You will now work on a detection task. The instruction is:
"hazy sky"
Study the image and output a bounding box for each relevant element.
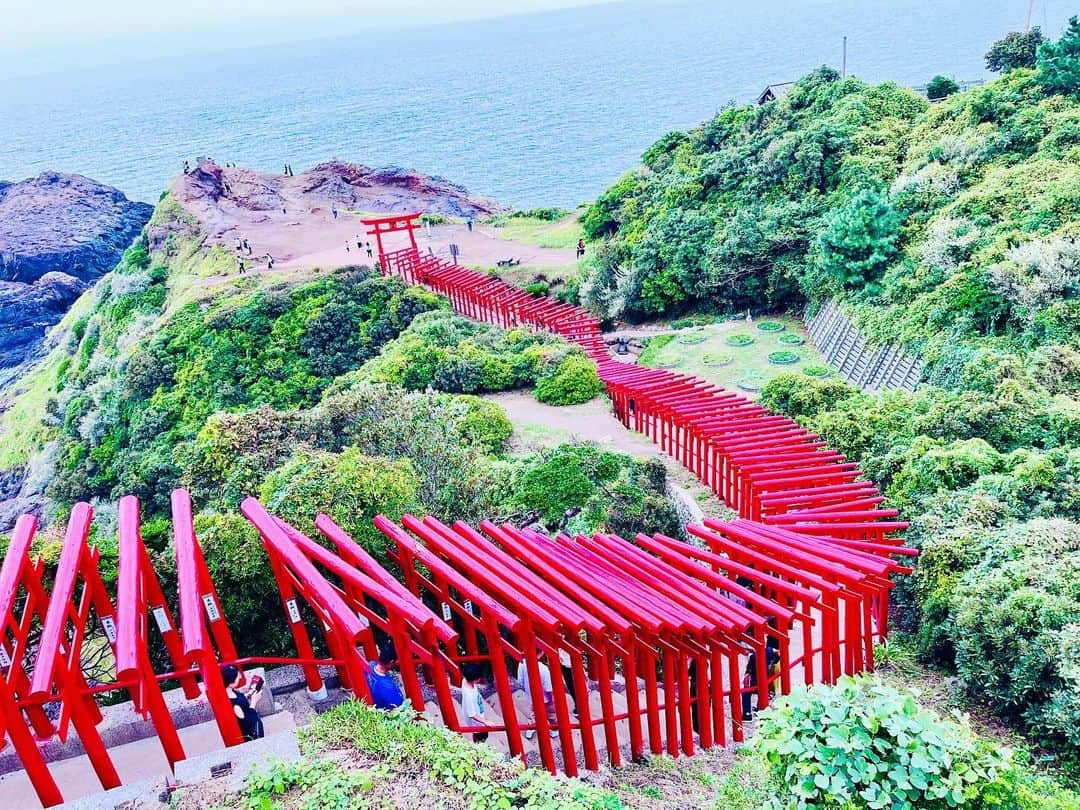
[3,0,617,76]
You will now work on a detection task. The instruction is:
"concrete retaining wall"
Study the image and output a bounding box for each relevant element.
[805,300,923,393]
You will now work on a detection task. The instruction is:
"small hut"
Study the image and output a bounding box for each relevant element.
[756,82,794,105]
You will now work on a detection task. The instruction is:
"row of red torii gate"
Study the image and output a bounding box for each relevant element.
[0,213,916,806]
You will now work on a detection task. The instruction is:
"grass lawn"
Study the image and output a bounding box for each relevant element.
[467,262,581,290]
[637,315,833,397]
[483,212,585,250]
[0,356,61,469]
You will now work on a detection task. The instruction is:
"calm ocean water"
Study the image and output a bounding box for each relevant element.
[0,0,1073,208]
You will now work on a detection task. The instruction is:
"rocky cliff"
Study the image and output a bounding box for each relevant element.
[159,159,502,248]
[0,172,152,389]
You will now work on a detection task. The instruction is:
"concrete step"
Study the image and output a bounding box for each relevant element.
[0,709,296,808]
[0,667,278,778]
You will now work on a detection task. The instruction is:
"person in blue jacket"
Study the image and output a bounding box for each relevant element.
[366,646,405,710]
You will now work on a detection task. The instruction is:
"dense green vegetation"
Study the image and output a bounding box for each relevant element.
[356,309,602,404]
[576,21,1080,774]
[231,702,625,809]
[579,32,1079,386]
[760,360,1080,766]
[50,260,446,516]
[718,676,1080,810]
[0,198,669,665]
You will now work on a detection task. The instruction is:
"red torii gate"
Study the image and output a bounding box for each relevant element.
[363,212,421,267]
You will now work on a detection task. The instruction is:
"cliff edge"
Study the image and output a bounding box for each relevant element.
[0,172,153,389]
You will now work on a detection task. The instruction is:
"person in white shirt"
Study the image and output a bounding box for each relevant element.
[461,663,491,743]
[517,649,558,740]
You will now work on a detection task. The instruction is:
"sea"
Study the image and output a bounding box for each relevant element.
[0,0,1074,209]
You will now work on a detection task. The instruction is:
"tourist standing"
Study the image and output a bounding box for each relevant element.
[266,254,275,270]
[576,239,586,259]
[466,218,473,232]
[332,204,338,220]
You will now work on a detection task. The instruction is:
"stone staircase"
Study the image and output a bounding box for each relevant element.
[805,300,922,392]
[0,668,306,809]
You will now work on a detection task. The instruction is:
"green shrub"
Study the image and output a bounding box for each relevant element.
[986,29,1046,73]
[726,333,755,347]
[814,187,901,296]
[768,351,801,365]
[949,519,1080,762]
[259,446,420,569]
[1037,17,1080,98]
[927,75,960,100]
[359,310,570,396]
[303,383,517,523]
[450,395,513,454]
[304,702,621,809]
[802,364,831,376]
[525,281,550,296]
[514,444,680,537]
[753,676,1011,809]
[761,374,858,418]
[757,320,786,332]
[535,354,602,405]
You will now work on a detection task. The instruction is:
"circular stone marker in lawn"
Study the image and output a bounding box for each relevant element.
[702,353,733,366]
[803,364,832,377]
[756,320,785,332]
[778,333,804,346]
[656,359,681,368]
[726,333,754,347]
[677,331,707,345]
[737,376,764,392]
[768,351,801,365]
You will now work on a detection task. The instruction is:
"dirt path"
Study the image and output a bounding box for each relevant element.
[486,392,659,456]
[210,214,576,276]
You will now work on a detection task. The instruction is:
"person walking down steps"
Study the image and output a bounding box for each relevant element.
[461,663,493,743]
[518,648,558,740]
